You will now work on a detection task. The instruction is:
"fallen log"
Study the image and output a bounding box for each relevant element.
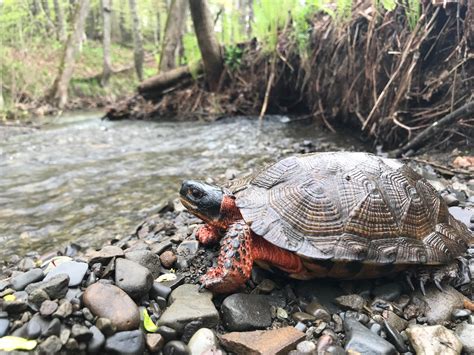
[390,100,474,157]
[138,61,203,95]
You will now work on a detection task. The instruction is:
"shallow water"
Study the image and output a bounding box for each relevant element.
[0,112,365,259]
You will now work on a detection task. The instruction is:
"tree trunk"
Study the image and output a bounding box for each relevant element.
[129,0,144,81]
[247,0,253,37]
[189,0,224,91]
[159,0,188,72]
[48,0,90,109]
[154,10,161,48]
[101,0,113,86]
[53,0,67,42]
[118,0,128,43]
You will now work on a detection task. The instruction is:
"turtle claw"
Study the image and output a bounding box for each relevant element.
[434,278,444,292]
[405,274,415,291]
[419,279,426,296]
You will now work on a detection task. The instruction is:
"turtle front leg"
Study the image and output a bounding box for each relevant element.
[201,220,253,293]
[196,225,222,245]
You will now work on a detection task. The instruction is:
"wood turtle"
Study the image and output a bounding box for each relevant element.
[180,152,472,293]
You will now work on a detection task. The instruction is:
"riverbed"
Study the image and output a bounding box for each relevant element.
[0,112,365,259]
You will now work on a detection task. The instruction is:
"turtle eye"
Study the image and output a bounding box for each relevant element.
[189,188,204,199]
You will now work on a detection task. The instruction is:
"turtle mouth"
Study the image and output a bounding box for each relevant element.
[180,196,214,224]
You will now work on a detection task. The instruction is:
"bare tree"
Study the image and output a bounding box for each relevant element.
[48,0,90,109]
[189,0,223,91]
[53,0,67,42]
[159,0,188,72]
[129,0,144,81]
[101,0,113,86]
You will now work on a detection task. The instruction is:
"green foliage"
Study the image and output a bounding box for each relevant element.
[224,45,243,70]
[405,0,421,30]
[336,0,352,21]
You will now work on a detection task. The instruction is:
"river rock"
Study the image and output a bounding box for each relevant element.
[115,258,153,300]
[382,310,408,332]
[160,250,177,268]
[71,324,93,341]
[10,268,44,291]
[158,284,219,333]
[83,283,140,331]
[335,294,366,311]
[105,330,145,355]
[163,340,190,355]
[25,274,69,299]
[156,325,178,342]
[296,340,317,354]
[28,288,50,308]
[88,245,124,263]
[44,318,61,337]
[96,317,117,336]
[344,317,396,355]
[125,250,161,278]
[146,333,165,353]
[220,326,305,355]
[406,325,462,355]
[150,282,172,300]
[39,335,63,354]
[454,323,474,354]
[221,293,272,331]
[418,285,465,324]
[53,300,72,319]
[26,313,51,339]
[188,328,220,355]
[0,318,9,337]
[40,300,58,317]
[44,261,88,286]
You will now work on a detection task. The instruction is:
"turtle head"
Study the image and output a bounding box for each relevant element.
[180,180,239,229]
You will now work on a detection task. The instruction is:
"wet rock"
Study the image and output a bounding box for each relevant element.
[305,300,331,322]
[88,245,124,263]
[163,340,190,355]
[83,283,140,331]
[382,310,408,332]
[373,282,402,301]
[384,320,408,352]
[96,317,117,336]
[158,284,219,333]
[418,285,465,324]
[125,250,161,278]
[344,317,396,355]
[10,268,44,291]
[454,323,474,354]
[71,324,93,341]
[150,282,172,300]
[53,300,73,319]
[40,300,58,317]
[44,261,88,286]
[406,325,462,355]
[105,329,145,355]
[188,328,220,355]
[25,274,69,299]
[115,258,153,300]
[296,340,317,354]
[221,293,272,331]
[452,308,471,320]
[156,325,178,342]
[44,318,61,337]
[292,312,316,323]
[220,327,305,355]
[160,250,177,268]
[177,240,199,259]
[160,273,185,290]
[26,314,51,339]
[39,335,63,354]
[0,318,9,337]
[255,279,276,293]
[146,333,165,353]
[335,294,366,311]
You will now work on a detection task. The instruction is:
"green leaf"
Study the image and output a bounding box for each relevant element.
[142,309,158,333]
[0,336,37,351]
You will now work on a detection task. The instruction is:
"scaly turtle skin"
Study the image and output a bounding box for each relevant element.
[179,152,473,293]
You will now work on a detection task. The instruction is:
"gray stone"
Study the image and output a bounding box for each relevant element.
[105,330,145,355]
[384,320,408,352]
[297,340,317,354]
[88,245,124,263]
[88,326,105,354]
[0,318,9,337]
[373,283,402,301]
[26,314,51,339]
[39,335,62,354]
[156,325,178,342]
[44,261,88,286]
[25,274,69,299]
[96,317,117,336]
[163,340,190,355]
[10,268,44,291]
[40,300,58,317]
[382,310,408,332]
[305,300,331,322]
[71,324,93,341]
[344,317,396,355]
[115,258,153,300]
[177,240,199,259]
[158,284,219,333]
[150,282,172,300]
[292,312,316,323]
[44,318,61,337]
[335,294,366,311]
[28,288,50,308]
[455,323,474,354]
[53,300,73,319]
[125,250,161,278]
[452,309,471,320]
[418,286,465,324]
[83,283,140,331]
[146,333,165,353]
[407,325,462,355]
[188,328,220,355]
[221,293,272,331]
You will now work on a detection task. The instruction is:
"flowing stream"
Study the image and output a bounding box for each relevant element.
[0,112,366,259]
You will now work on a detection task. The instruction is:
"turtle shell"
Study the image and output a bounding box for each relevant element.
[231,152,472,266]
